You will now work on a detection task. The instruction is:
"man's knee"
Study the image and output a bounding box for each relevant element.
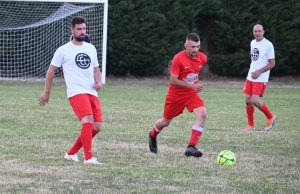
[81,114,94,124]
[195,107,207,120]
[251,95,261,107]
[245,95,253,105]
[200,111,207,120]
[93,122,102,131]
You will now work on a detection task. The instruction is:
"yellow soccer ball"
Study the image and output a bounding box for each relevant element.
[217,150,236,166]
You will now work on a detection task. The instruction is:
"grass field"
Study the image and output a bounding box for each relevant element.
[0,77,299,194]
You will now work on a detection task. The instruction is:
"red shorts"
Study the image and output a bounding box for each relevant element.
[243,79,267,97]
[69,94,103,122]
[163,92,205,119]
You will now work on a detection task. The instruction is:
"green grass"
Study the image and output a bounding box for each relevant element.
[0,78,299,194]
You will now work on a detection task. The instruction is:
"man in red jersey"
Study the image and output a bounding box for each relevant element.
[149,33,207,157]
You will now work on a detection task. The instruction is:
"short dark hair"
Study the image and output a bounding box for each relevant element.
[186,33,200,42]
[71,16,86,28]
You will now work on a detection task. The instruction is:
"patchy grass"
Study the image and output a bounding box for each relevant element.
[0,78,299,194]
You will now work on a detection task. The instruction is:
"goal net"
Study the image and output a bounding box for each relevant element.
[0,0,108,83]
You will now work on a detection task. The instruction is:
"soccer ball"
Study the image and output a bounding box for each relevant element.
[217,150,236,166]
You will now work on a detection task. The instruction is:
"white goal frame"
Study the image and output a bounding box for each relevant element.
[6,0,108,84]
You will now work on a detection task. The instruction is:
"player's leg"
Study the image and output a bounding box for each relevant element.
[80,115,102,164]
[251,83,276,131]
[149,118,172,153]
[80,115,94,161]
[184,95,206,157]
[150,118,172,138]
[243,80,255,130]
[65,94,98,163]
[66,122,100,157]
[83,95,103,164]
[244,94,255,130]
[90,95,102,139]
[149,97,185,153]
[65,123,100,161]
[65,94,90,162]
[188,107,206,146]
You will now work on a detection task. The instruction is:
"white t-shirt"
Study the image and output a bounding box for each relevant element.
[51,42,99,98]
[247,38,275,82]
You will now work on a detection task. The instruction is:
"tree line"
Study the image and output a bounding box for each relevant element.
[107,0,300,77]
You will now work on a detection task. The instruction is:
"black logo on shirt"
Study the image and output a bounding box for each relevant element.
[75,53,91,69]
[251,48,259,61]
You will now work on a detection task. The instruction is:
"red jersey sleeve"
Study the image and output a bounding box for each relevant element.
[170,54,181,75]
[199,52,208,65]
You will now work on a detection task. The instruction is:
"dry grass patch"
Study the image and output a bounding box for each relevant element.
[0,79,299,194]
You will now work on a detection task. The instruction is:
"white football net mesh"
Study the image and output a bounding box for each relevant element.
[0,1,104,80]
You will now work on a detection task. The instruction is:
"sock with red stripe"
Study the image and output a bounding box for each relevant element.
[150,124,163,138]
[188,125,203,146]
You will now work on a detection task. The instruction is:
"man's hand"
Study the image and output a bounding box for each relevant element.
[251,70,262,79]
[191,83,204,93]
[39,92,50,106]
[94,82,102,91]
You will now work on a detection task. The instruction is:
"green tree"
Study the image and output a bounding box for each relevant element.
[107,0,300,77]
[269,0,300,75]
[107,0,203,76]
[201,0,259,76]
[196,0,300,76]
[107,0,177,76]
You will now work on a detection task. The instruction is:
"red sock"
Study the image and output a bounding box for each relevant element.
[92,129,100,138]
[188,126,203,146]
[246,106,255,126]
[81,123,93,160]
[150,124,163,138]
[67,135,82,155]
[68,129,99,155]
[259,103,273,119]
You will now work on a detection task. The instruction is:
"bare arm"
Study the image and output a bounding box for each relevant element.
[170,74,203,93]
[93,66,102,91]
[251,58,275,79]
[38,65,58,106]
[259,58,275,73]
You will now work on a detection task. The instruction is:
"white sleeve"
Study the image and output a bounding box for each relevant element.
[93,47,99,67]
[50,47,64,67]
[267,43,275,59]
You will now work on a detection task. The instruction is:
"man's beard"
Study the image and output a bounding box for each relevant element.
[74,35,85,42]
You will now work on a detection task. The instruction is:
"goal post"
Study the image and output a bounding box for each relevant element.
[0,0,108,84]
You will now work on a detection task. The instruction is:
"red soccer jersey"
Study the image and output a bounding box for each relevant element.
[168,50,207,97]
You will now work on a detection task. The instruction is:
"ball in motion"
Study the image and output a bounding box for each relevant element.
[217,150,236,166]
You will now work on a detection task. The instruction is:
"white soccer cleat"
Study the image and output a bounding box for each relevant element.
[84,157,103,165]
[265,115,276,131]
[64,153,80,162]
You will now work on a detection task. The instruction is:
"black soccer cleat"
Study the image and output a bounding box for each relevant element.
[149,132,158,154]
[184,146,203,158]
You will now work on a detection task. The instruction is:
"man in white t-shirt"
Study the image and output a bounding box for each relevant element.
[39,16,103,165]
[243,24,276,131]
